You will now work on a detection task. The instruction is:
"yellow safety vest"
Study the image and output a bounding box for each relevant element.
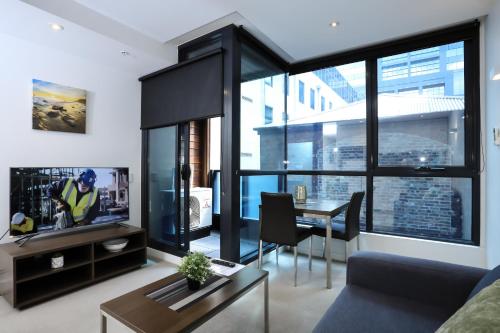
[11,217,34,234]
[61,179,98,223]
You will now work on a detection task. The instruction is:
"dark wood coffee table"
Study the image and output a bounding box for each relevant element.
[100,267,269,333]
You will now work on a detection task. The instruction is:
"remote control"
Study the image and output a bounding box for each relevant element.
[211,259,236,267]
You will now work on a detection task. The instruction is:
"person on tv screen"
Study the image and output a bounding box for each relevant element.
[47,169,100,226]
[10,212,36,235]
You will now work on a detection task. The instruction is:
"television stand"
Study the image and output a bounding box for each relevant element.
[0,225,146,309]
[14,234,38,247]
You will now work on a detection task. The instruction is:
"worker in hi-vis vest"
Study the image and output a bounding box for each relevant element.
[10,212,35,235]
[48,169,100,226]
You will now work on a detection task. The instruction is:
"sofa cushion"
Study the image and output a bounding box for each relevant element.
[468,265,500,300]
[313,285,449,333]
[437,279,500,333]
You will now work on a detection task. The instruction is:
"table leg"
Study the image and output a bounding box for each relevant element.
[264,276,269,333]
[100,311,107,333]
[325,216,332,289]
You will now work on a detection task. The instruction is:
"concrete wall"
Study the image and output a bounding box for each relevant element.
[0,31,141,243]
[486,0,500,269]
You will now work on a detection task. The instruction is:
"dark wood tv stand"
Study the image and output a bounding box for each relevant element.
[0,225,146,309]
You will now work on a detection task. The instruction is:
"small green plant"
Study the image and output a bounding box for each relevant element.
[178,252,213,284]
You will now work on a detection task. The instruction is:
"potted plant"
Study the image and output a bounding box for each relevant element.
[178,252,213,291]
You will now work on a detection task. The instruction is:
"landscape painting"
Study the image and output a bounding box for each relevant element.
[32,79,86,133]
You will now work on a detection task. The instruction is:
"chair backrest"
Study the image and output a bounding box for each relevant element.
[344,191,365,240]
[260,192,298,246]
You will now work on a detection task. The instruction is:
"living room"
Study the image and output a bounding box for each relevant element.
[0,0,499,332]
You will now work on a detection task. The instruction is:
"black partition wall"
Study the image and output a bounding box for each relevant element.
[142,22,481,263]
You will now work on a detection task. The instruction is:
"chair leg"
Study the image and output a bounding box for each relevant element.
[294,246,298,287]
[258,240,263,269]
[357,235,360,252]
[276,244,279,265]
[322,237,326,258]
[308,236,312,271]
[345,241,348,263]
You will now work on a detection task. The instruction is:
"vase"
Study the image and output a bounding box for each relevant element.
[187,278,201,291]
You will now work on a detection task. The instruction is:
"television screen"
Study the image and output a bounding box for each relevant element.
[10,167,129,236]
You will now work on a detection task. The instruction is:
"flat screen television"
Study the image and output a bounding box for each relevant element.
[10,167,129,237]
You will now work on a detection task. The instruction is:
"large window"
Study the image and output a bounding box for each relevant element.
[237,23,479,262]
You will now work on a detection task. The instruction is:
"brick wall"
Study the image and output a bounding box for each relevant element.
[257,115,467,241]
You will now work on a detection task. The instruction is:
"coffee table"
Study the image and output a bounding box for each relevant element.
[100,267,269,333]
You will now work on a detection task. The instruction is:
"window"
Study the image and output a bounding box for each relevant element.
[287,61,367,171]
[422,84,445,96]
[373,177,472,242]
[374,40,476,244]
[264,105,273,124]
[378,42,465,167]
[238,24,479,252]
[240,175,284,258]
[240,43,285,171]
[310,89,315,109]
[287,175,367,229]
[264,76,273,86]
[298,80,305,103]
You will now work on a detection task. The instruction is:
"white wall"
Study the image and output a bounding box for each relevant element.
[485,0,500,269]
[0,31,142,243]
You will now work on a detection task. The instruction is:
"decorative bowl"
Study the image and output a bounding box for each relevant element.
[102,238,129,253]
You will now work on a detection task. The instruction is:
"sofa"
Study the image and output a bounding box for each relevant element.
[314,251,500,333]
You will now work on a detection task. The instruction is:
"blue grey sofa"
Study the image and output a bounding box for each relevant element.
[314,251,500,333]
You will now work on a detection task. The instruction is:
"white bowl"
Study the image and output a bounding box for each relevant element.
[102,238,129,253]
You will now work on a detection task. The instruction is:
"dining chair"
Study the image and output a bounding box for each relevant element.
[313,192,365,261]
[258,192,313,287]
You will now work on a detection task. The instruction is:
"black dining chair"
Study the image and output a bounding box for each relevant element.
[258,192,313,287]
[313,191,365,261]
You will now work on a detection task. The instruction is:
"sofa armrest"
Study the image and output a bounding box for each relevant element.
[347,251,487,313]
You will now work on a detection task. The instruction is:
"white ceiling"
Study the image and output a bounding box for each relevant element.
[73,0,494,61]
[5,0,496,76]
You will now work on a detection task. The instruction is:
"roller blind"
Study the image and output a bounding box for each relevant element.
[140,51,223,129]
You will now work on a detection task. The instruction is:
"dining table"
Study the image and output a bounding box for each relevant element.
[294,199,349,289]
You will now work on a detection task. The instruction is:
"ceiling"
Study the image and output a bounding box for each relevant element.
[71,0,495,61]
[6,0,497,76]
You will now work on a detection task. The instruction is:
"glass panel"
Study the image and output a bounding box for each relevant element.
[287,175,366,230]
[212,171,220,215]
[287,61,367,171]
[240,43,285,170]
[377,42,465,166]
[240,175,283,258]
[373,177,472,242]
[148,126,177,247]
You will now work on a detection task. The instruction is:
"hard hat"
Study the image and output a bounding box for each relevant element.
[11,212,26,225]
[79,169,97,188]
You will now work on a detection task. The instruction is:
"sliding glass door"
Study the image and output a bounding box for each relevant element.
[146,124,190,254]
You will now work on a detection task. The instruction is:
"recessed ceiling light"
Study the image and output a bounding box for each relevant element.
[330,21,339,28]
[49,23,64,31]
[121,50,130,56]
